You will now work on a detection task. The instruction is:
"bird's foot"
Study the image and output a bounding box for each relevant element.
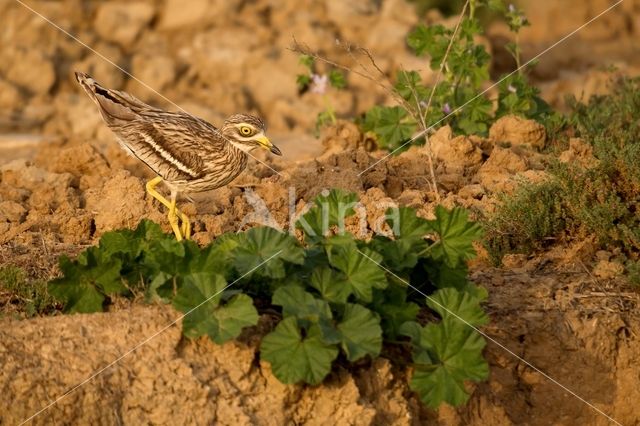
[168,210,183,241]
[179,212,191,240]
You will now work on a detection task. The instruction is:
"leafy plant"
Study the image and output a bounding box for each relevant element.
[297,54,348,136]
[0,265,59,317]
[49,189,489,408]
[361,0,558,151]
[483,77,640,278]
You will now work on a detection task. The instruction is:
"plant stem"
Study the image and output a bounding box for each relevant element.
[323,94,337,124]
[515,33,522,73]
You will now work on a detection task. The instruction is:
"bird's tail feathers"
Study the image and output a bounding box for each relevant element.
[74,71,139,122]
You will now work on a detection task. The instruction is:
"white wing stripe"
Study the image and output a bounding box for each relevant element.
[140,132,198,178]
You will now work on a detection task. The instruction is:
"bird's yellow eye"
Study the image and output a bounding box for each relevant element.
[240,126,252,136]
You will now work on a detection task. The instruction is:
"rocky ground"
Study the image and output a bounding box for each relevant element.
[1,0,640,425]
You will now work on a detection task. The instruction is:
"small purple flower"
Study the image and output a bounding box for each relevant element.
[442,103,452,114]
[508,84,517,93]
[508,4,516,13]
[310,74,328,94]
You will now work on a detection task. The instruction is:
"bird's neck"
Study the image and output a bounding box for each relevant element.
[226,142,249,170]
[228,140,254,154]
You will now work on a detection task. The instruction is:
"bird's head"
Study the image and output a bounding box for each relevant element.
[222,114,281,156]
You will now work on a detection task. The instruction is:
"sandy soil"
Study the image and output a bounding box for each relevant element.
[1,0,640,425]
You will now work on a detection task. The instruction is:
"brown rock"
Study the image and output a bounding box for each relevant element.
[83,170,152,235]
[94,2,155,48]
[327,0,378,28]
[321,121,367,155]
[72,42,126,90]
[245,55,298,112]
[0,79,22,109]
[593,260,624,279]
[476,147,528,190]
[395,189,424,207]
[269,99,318,133]
[0,200,27,223]
[4,48,56,95]
[458,184,486,200]
[188,28,257,86]
[489,115,546,151]
[559,138,599,169]
[43,144,110,176]
[158,0,210,30]
[428,125,483,171]
[131,54,176,92]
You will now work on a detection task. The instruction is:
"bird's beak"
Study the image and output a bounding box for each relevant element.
[256,135,282,156]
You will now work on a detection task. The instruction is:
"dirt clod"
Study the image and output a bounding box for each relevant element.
[489,115,546,151]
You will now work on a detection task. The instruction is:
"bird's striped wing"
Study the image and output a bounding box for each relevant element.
[114,118,206,182]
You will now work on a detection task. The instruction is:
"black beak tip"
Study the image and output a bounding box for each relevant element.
[270,145,282,156]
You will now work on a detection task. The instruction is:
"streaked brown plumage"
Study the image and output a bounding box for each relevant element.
[75,71,281,240]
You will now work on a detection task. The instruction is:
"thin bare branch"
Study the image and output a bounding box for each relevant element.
[290,37,418,122]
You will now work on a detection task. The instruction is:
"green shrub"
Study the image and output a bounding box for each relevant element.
[484,78,640,274]
[360,0,558,152]
[50,189,489,409]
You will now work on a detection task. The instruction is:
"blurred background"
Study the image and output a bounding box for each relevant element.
[0,0,639,163]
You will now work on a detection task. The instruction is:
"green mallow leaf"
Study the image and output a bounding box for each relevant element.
[133,219,166,240]
[298,54,314,69]
[145,271,173,303]
[233,227,305,279]
[261,317,339,385]
[99,230,139,259]
[189,233,242,278]
[272,285,333,322]
[326,236,387,302]
[297,74,311,90]
[375,299,421,339]
[296,189,359,239]
[211,293,259,342]
[369,236,423,271]
[427,288,489,326]
[407,24,448,60]
[310,266,351,304]
[423,258,469,289]
[423,259,489,300]
[401,318,489,408]
[272,285,340,344]
[337,304,382,361]
[362,105,417,152]
[395,70,429,104]
[426,206,483,267]
[172,272,258,344]
[144,238,187,276]
[49,248,124,313]
[371,285,420,339]
[99,220,167,259]
[386,206,432,239]
[372,207,433,270]
[328,69,346,89]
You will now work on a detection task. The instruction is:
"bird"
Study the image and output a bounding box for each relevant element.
[75,71,281,241]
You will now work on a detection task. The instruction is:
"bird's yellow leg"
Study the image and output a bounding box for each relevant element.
[146,177,190,240]
[179,211,191,240]
[168,190,183,241]
[145,176,172,209]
